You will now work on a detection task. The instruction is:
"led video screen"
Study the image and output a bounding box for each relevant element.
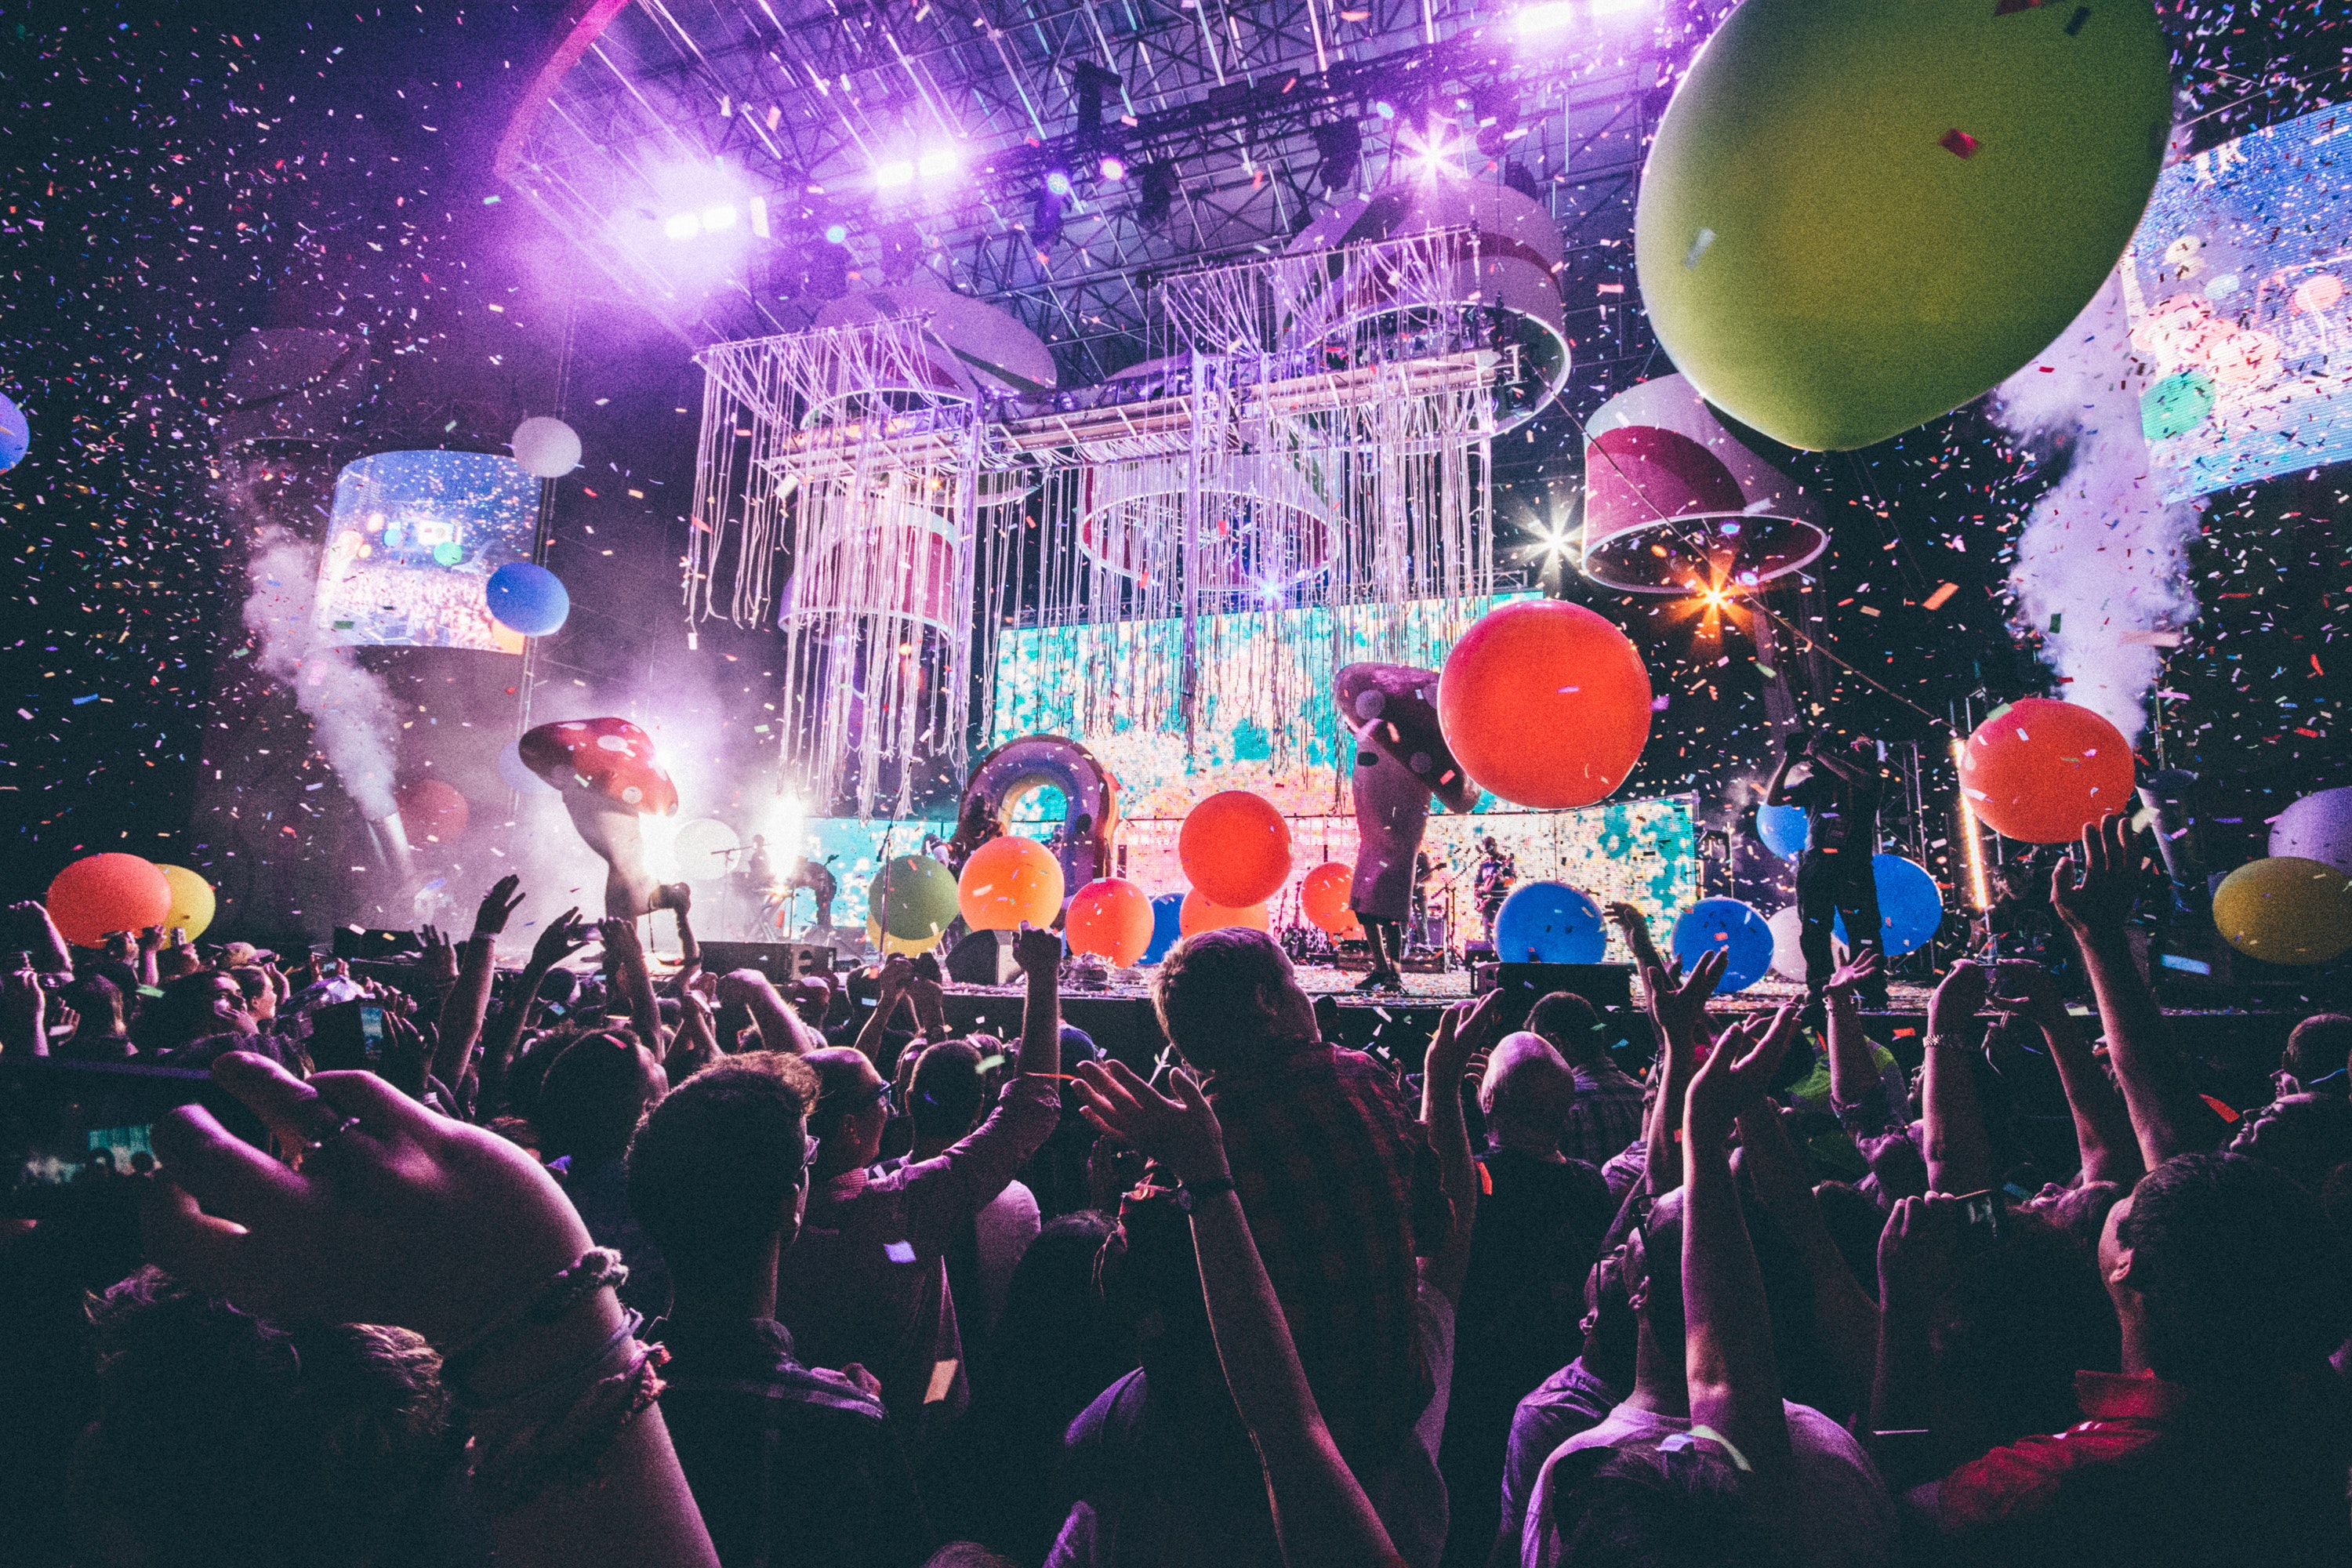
[314,450,536,652]
[2123,103,2352,500]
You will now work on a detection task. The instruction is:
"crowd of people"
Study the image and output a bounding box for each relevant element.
[4,813,2352,1568]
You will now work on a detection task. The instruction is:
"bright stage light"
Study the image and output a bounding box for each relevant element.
[663,212,701,241]
[823,222,848,245]
[1371,100,1396,119]
[1519,0,1642,32]
[875,159,915,188]
[1044,169,1074,198]
[917,148,960,180]
[750,196,770,238]
[700,203,737,231]
[1098,155,1127,183]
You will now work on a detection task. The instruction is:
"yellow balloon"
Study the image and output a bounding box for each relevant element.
[866,913,933,959]
[158,864,216,941]
[2212,856,2352,967]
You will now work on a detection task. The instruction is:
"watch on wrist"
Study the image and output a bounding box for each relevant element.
[1173,1176,1236,1214]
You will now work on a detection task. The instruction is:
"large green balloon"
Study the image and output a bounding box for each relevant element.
[873,853,960,942]
[1635,0,2171,451]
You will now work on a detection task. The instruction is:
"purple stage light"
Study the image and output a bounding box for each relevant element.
[1098,155,1127,183]
[875,159,915,189]
[918,148,960,180]
[824,222,849,245]
[701,204,737,231]
[1044,169,1074,198]
[663,212,701,241]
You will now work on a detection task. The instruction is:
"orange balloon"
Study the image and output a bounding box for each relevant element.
[46,852,173,948]
[1958,698,2135,844]
[1067,877,1155,966]
[397,777,470,844]
[958,834,1067,931]
[1438,600,1652,809]
[1179,790,1293,907]
[1300,862,1362,936]
[1179,888,1269,935]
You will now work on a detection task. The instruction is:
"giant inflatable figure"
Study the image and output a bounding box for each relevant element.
[1338,662,1480,990]
[518,717,684,918]
[953,735,1120,909]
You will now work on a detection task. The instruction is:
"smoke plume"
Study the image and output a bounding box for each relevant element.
[1994,272,2202,746]
[241,524,403,820]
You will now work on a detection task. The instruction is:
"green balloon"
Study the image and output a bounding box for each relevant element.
[1635,0,2171,451]
[874,854,959,942]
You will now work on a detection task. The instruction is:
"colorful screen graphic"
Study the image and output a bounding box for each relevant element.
[2122,103,2352,500]
[314,451,537,652]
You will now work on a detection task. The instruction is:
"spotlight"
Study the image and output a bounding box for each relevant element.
[700,204,737,231]
[750,195,771,238]
[1138,163,1178,227]
[1371,99,1396,119]
[874,159,915,188]
[917,148,960,180]
[823,222,849,244]
[1098,154,1127,183]
[1311,121,1362,191]
[663,212,701,241]
[1044,169,1074,198]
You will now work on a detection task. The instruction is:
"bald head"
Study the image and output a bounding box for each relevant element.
[1480,1030,1577,1155]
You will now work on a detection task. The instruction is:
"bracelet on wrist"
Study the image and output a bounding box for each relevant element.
[441,1247,629,1389]
[1173,1175,1237,1214]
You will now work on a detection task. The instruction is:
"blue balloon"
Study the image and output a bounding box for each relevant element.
[1755,804,1809,857]
[1834,854,1946,958]
[1672,897,1775,993]
[1494,880,1608,964]
[486,561,570,637]
[1142,891,1185,964]
[0,392,27,474]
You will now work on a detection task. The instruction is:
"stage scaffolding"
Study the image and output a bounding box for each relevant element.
[686,227,1562,817]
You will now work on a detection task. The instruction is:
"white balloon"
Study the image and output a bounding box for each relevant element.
[672,817,742,882]
[2271,786,2352,879]
[511,416,582,480]
[1766,905,1809,981]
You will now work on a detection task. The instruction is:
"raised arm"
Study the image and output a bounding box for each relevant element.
[1073,1060,1404,1568]
[13,901,74,976]
[1989,959,2143,1189]
[1420,996,1494,1303]
[1762,729,1808,808]
[1011,925,1063,1080]
[717,967,821,1055]
[1738,1098,1877,1423]
[849,954,915,1063]
[1642,947,1729,1196]
[1919,961,1995,1197]
[1681,1008,1799,1492]
[2,960,51,1056]
[668,882,701,992]
[2052,814,2205,1167]
[599,919,668,1056]
[476,911,591,1106]
[1870,1193,1958,1483]
[1824,950,1884,1110]
[1603,902,1665,975]
[436,876,523,1091]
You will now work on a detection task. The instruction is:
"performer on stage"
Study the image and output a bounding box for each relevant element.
[1473,837,1516,944]
[1337,662,1480,992]
[517,717,687,919]
[1764,727,1890,1012]
[783,855,838,931]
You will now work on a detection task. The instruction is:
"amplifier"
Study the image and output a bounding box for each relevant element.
[699,941,837,985]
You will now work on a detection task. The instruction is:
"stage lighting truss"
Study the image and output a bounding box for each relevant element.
[688,227,1537,811]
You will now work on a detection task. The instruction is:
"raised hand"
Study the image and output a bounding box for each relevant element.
[1825,949,1880,1003]
[2049,812,2145,939]
[418,925,459,986]
[1646,946,1729,1046]
[1013,923,1065,979]
[596,916,644,966]
[1926,958,1991,1034]
[526,908,591,972]
[1603,901,1646,937]
[1425,1001,1482,1087]
[1986,958,2067,1030]
[1073,1058,1230,1189]
[2,961,45,1053]
[1683,1004,1800,1145]
[1876,1193,1960,1314]
[474,873,525,938]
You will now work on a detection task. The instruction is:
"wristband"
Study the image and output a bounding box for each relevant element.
[1174,1176,1237,1214]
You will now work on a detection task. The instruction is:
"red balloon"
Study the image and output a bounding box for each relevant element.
[1180,888,1269,936]
[1300,862,1362,936]
[46,853,173,948]
[1958,698,2136,844]
[959,834,1066,931]
[1067,877,1155,966]
[396,778,470,844]
[1179,790,1293,908]
[1438,601,1652,809]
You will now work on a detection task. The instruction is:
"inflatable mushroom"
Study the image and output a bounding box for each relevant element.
[518,717,684,918]
[1336,662,1480,982]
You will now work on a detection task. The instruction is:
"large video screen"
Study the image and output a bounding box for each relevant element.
[2123,103,2352,500]
[314,450,536,652]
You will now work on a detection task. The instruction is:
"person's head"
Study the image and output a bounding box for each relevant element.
[61,972,125,1037]
[2103,1152,2352,1389]
[627,1053,818,1300]
[802,1047,891,1176]
[2016,1178,2129,1252]
[1933,1207,2122,1451]
[787,976,832,1029]
[1151,928,1317,1075]
[1480,1031,1577,1155]
[922,1547,1023,1568]
[2281,1013,2352,1089]
[1621,1189,1686,1378]
[535,1031,667,1163]
[1483,837,1501,855]
[1526,989,1608,1066]
[229,965,276,1023]
[133,970,255,1053]
[907,1040,988,1149]
[71,1268,456,1568]
[2225,1093,2352,1196]
[1581,1239,1642,1391]
[1541,1440,1776,1568]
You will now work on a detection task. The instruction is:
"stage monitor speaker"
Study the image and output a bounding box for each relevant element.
[1486,962,1635,1012]
[332,927,424,960]
[699,941,836,985]
[944,930,1018,985]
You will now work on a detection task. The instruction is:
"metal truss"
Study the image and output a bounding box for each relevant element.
[499,0,1715,379]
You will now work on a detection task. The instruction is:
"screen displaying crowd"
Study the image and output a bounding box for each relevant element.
[312,449,536,652]
[2,814,2350,1568]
